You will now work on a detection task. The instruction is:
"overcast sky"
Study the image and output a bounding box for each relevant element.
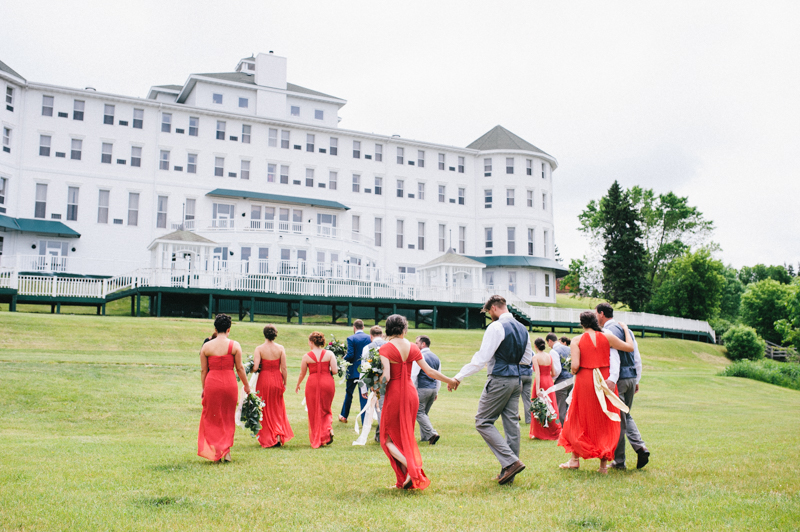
[3,0,798,269]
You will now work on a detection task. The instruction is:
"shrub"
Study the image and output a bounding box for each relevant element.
[720,359,800,391]
[722,325,765,361]
[709,317,734,339]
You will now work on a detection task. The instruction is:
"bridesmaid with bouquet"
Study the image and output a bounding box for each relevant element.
[198,314,251,462]
[296,332,338,448]
[252,324,294,448]
[530,337,562,440]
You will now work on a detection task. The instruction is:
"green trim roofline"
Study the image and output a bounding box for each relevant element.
[468,255,568,277]
[207,189,350,211]
[0,214,81,238]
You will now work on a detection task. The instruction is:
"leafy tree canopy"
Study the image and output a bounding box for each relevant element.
[648,248,726,321]
[739,264,793,285]
[719,266,746,321]
[739,279,796,344]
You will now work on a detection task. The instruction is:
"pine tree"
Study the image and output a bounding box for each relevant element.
[599,181,651,311]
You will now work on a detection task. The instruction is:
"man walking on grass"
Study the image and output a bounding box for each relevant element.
[340,319,371,424]
[411,335,441,445]
[546,333,572,424]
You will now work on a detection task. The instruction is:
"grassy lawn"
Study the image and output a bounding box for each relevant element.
[0,313,798,531]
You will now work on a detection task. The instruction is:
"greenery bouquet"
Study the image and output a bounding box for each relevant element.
[530,394,558,427]
[327,336,350,379]
[239,391,266,437]
[357,346,386,398]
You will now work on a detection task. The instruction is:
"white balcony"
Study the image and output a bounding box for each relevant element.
[169,219,375,247]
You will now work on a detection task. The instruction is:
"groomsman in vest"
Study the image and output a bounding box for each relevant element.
[359,325,387,443]
[546,333,572,424]
[340,319,371,424]
[450,295,532,485]
[411,335,441,445]
[596,303,650,470]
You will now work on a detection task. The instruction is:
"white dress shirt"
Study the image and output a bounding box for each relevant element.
[549,348,563,377]
[411,347,441,393]
[455,312,533,381]
[604,318,642,384]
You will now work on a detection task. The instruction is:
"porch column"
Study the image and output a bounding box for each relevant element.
[136,293,141,317]
[208,294,213,319]
[347,302,352,326]
[10,294,17,312]
[298,300,304,325]
[157,292,162,317]
[464,307,469,330]
[250,297,255,322]
[432,306,438,330]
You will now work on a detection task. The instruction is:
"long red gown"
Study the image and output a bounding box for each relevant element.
[256,358,294,448]
[305,351,335,448]
[557,332,620,460]
[380,343,431,490]
[530,359,562,440]
[198,341,238,461]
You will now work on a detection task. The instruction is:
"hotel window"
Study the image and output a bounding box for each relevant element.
[417,150,425,168]
[241,160,250,180]
[374,176,382,195]
[216,121,226,140]
[161,112,172,133]
[97,190,109,224]
[42,95,54,116]
[396,220,404,248]
[66,187,79,221]
[267,163,276,183]
[375,143,383,161]
[506,189,515,206]
[159,150,170,170]
[418,182,425,200]
[438,224,446,252]
[35,184,47,218]
[281,130,290,149]
[2,128,10,152]
[484,188,492,208]
[458,156,465,173]
[315,109,324,120]
[542,192,548,211]
[526,159,533,176]
[280,165,289,184]
[185,199,196,222]
[527,228,535,256]
[39,135,51,157]
[189,117,199,136]
[268,128,278,147]
[156,196,168,228]
[352,215,360,239]
[484,158,492,175]
[128,193,139,226]
[542,162,547,179]
[103,104,115,125]
[0,177,6,214]
[212,93,223,104]
[131,146,142,167]
[239,97,248,108]
[396,179,404,198]
[242,125,251,144]
[101,143,113,164]
[306,134,315,152]
[484,227,493,255]
[290,106,300,116]
[458,226,466,254]
[545,274,551,297]
[529,272,536,296]
[527,190,534,207]
[187,153,197,174]
[396,147,404,164]
[484,271,494,289]
[458,187,465,205]
[438,153,446,170]
[543,230,550,257]
[508,272,517,294]
[352,174,360,192]
[330,137,338,155]
[507,227,516,254]
[73,100,84,121]
[353,140,361,158]
[506,157,514,174]
[438,185,446,203]
[133,108,144,129]
[374,217,383,247]
[418,222,425,251]
[329,171,337,190]
[70,138,82,160]
[214,157,224,177]
[305,168,314,187]
[4,87,12,111]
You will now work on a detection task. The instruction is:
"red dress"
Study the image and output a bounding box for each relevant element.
[530,359,562,440]
[557,332,620,460]
[198,341,238,461]
[305,351,335,448]
[256,358,294,448]
[380,343,431,490]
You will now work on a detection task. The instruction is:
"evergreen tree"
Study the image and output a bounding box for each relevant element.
[599,181,651,311]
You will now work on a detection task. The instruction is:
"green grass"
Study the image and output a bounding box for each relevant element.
[528,293,630,311]
[0,313,798,531]
[720,359,800,391]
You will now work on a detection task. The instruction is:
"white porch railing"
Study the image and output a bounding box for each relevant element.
[1,255,145,276]
[168,220,376,247]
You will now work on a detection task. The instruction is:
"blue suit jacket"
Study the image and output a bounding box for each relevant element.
[345,330,371,379]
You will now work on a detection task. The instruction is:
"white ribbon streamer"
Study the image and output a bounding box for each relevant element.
[352,392,380,446]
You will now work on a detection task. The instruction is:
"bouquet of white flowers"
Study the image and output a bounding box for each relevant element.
[239,391,266,437]
[327,336,350,379]
[357,346,386,398]
[530,394,558,427]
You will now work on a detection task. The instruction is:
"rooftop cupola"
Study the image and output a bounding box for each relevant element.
[235,56,256,74]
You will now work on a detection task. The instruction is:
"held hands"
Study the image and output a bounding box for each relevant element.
[605,379,616,393]
[447,378,460,392]
[295,384,301,394]
[635,384,639,394]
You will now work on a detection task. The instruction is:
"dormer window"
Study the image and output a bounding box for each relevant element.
[239,97,248,108]
[291,106,300,117]
[246,63,255,71]
[213,93,223,104]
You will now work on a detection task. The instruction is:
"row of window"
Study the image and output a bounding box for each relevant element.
[32,183,143,226]
[483,227,551,257]
[208,91,326,121]
[484,188,549,211]
[484,270,552,298]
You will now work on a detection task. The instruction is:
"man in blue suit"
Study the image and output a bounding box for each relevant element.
[339,319,371,423]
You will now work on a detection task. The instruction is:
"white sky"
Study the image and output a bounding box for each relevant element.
[3,0,798,269]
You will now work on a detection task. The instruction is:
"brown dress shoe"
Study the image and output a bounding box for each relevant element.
[498,461,525,485]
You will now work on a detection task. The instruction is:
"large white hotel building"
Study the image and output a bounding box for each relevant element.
[0,52,565,303]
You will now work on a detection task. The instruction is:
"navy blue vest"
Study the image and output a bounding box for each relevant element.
[606,322,636,380]
[418,349,440,389]
[491,319,529,377]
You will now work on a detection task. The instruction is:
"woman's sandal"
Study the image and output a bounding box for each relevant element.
[598,466,609,474]
[559,460,580,469]
[402,475,413,489]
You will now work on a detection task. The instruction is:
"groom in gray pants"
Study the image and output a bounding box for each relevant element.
[450,295,532,485]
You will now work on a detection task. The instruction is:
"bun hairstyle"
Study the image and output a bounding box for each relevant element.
[309,331,326,347]
[214,313,232,333]
[559,336,571,346]
[579,311,602,332]
[534,337,546,352]
[385,314,408,337]
[263,324,278,341]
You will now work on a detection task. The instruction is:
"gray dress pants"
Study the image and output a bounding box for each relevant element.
[416,387,438,441]
[614,377,646,466]
[554,376,573,424]
[475,376,522,469]
[520,375,533,424]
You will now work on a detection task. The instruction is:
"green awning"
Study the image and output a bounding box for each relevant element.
[0,214,18,231]
[206,188,350,210]
[468,255,568,277]
[8,217,81,238]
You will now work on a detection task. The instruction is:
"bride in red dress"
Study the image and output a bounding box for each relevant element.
[378,315,455,489]
[198,314,251,462]
[557,311,635,473]
[252,324,294,448]
[530,337,562,441]
[295,331,338,448]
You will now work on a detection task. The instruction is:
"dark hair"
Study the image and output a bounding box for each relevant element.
[369,325,383,337]
[596,303,614,319]
[560,336,571,346]
[214,313,232,333]
[309,331,325,347]
[417,335,431,347]
[385,314,407,337]
[482,295,507,313]
[353,319,364,330]
[534,337,546,351]
[545,333,558,343]
[580,311,602,332]
[263,324,278,341]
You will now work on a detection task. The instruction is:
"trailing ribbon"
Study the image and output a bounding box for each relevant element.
[592,368,629,421]
[352,391,380,446]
